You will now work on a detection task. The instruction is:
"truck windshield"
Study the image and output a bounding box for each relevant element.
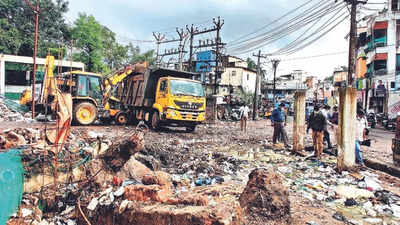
[170,79,204,97]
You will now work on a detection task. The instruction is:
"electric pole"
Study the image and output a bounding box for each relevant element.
[213,17,224,95]
[187,18,225,92]
[176,28,188,70]
[152,32,165,66]
[271,59,280,106]
[252,50,267,120]
[186,24,195,71]
[345,0,367,86]
[26,0,40,118]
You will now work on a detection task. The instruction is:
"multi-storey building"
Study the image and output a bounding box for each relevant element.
[356,0,400,115]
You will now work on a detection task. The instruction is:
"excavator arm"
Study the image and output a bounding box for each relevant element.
[102,62,148,112]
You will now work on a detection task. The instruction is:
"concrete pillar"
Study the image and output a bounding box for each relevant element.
[0,57,5,95]
[337,87,357,171]
[293,91,306,153]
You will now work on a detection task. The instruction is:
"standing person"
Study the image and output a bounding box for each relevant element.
[355,110,367,165]
[307,105,326,159]
[239,103,250,132]
[330,105,339,125]
[321,104,333,149]
[272,102,290,148]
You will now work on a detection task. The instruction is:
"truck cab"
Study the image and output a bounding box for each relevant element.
[152,77,206,131]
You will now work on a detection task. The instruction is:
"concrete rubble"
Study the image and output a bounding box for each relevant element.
[1,99,400,225]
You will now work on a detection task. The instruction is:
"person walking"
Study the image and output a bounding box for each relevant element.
[272,102,290,148]
[239,103,250,132]
[321,104,333,149]
[307,105,326,159]
[355,110,367,165]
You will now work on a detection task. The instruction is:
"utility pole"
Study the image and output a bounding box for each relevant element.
[186,25,195,71]
[188,17,225,93]
[26,0,40,119]
[338,0,367,172]
[152,32,165,67]
[213,17,224,95]
[252,50,267,120]
[345,0,367,86]
[153,32,182,67]
[176,28,188,70]
[271,59,280,106]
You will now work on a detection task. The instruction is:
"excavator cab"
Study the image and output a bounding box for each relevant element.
[57,71,105,125]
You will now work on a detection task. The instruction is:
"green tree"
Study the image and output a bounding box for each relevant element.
[71,13,105,73]
[0,0,70,57]
[132,49,156,66]
[247,57,257,71]
[102,26,128,70]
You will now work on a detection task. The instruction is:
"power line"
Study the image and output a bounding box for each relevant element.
[228,0,317,45]
[227,1,343,53]
[279,14,350,55]
[273,7,349,55]
[152,19,213,33]
[280,51,347,61]
[228,1,345,54]
[228,0,335,49]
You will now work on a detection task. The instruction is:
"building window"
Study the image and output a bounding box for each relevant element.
[393,0,399,11]
[397,54,400,74]
[247,74,249,80]
[374,60,387,75]
[231,71,236,76]
[373,29,387,47]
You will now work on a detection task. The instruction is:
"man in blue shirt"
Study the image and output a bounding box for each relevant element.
[272,102,289,148]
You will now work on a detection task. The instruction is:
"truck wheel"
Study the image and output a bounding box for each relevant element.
[186,124,196,132]
[74,102,98,125]
[115,112,128,125]
[151,111,160,130]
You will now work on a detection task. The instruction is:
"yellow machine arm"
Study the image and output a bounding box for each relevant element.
[19,55,56,105]
[102,62,148,111]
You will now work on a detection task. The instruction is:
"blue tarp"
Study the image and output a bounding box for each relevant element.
[0,149,24,225]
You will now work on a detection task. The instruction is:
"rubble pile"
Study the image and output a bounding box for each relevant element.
[0,97,30,123]
[239,168,291,225]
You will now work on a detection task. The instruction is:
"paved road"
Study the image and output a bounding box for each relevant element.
[369,126,395,141]
[364,126,395,165]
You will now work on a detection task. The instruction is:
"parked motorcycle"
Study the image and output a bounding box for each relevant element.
[385,118,396,131]
[367,113,376,128]
[381,114,389,127]
[376,113,387,125]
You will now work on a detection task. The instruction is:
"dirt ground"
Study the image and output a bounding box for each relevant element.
[3,118,400,224]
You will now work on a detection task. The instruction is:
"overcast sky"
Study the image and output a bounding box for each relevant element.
[65,0,385,79]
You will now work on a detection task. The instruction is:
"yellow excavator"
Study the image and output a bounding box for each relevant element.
[19,55,144,125]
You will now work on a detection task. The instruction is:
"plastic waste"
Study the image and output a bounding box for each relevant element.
[344,198,357,206]
[195,177,212,186]
[87,198,98,211]
[364,176,382,191]
[332,212,346,222]
[114,186,125,197]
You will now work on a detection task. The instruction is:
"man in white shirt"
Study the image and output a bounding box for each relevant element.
[355,110,367,165]
[321,105,333,149]
[239,103,250,132]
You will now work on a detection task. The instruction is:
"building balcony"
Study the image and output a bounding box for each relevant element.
[374,69,388,76]
[364,37,387,53]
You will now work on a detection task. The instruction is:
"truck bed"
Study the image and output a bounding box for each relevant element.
[116,68,199,108]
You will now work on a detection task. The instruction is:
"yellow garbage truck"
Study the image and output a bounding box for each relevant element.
[115,68,206,131]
